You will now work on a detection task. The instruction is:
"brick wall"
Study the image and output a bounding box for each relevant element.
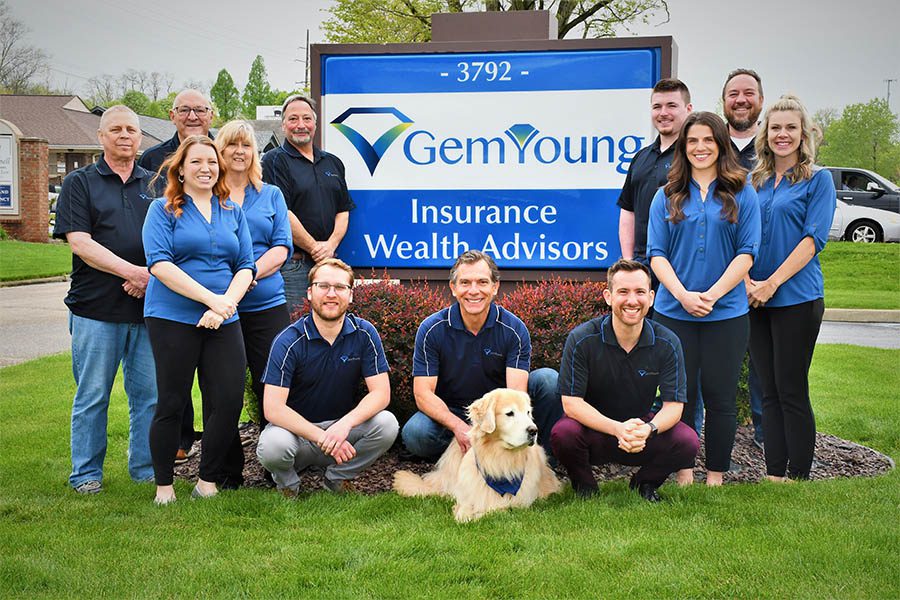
[1,138,49,242]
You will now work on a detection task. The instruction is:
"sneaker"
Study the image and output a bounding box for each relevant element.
[74,480,102,495]
[279,485,300,500]
[174,448,190,465]
[753,437,764,451]
[322,478,357,494]
[635,483,662,503]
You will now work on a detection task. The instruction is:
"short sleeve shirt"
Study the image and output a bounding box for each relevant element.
[262,313,390,422]
[412,303,531,410]
[558,316,686,422]
[616,137,675,260]
[52,156,156,323]
[261,141,356,254]
[238,183,293,313]
[142,196,256,325]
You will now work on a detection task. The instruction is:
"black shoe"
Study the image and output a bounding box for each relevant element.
[635,483,661,503]
[573,483,598,499]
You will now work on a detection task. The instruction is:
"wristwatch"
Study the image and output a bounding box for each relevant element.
[645,421,658,438]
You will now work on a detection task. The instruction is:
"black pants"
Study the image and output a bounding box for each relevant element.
[146,318,246,486]
[654,313,749,472]
[239,303,291,428]
[748,299,824,478]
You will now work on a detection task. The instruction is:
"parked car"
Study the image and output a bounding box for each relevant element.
[829,198,900,243]
[825,166,900,214]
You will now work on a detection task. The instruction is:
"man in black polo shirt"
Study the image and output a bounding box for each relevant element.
[137,88,213,462]
[256,259,398,495]
[617,78,692,269]
[138,89,214,177]
[261,94,355,313]
[53,105,158,494]
[550,259,699,502]
[401,250,561,460]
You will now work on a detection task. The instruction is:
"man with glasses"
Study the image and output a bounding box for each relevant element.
[401,250,562,461]
[137,88,215,465]
[261,94,355,315]
[138,89,214,179]
[256,258,398,495]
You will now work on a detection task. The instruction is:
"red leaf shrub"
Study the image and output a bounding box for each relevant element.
[500,277,610,370]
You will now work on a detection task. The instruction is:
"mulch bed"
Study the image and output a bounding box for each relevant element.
[174,423,894,494]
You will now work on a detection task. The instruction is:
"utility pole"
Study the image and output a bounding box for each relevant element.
[295,29,310,93]
[886,78,897,106]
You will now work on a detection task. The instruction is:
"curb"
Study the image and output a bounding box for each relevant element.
[823,308,900,323]
[0,275,68,288]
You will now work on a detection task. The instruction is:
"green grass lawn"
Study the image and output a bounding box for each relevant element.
[0,240,71,282]
[820,241,900,309]
[1,346,898,599]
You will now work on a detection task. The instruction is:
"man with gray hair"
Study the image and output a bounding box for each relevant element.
[138,88,214,178]
[261,94,355,313]
[53,105,157,494]
[137,88,215,462]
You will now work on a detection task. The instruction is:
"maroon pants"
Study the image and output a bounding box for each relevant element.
[551,414,699,492]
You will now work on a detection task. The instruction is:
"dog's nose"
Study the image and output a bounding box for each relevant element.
[527,426,538,444]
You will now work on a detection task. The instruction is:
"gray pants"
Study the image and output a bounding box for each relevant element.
[256,411,399,490]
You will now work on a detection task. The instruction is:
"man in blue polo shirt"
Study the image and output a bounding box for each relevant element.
[53,105,158,494]
[261,94,355,313]
[256,258,398,495]
[401,250,562,460]
[137,88,215,463]
[550,259,699,502]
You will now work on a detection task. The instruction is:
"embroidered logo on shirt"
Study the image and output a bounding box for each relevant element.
[637,369,659,377]
[340,355,361,363]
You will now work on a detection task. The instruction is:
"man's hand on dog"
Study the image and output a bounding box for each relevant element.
[616,418,651,453]
[318,421,357,463]
[452,422,472,454]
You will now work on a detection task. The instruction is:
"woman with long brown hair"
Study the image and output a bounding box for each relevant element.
[647,111,760,486]
[142,135,255,504]
[748,95,835,481]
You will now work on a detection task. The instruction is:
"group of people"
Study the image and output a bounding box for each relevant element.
[54,64,834,506]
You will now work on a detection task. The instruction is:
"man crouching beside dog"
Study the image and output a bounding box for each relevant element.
[400,250,563,461]
[551,259,699,502]
[256,259,399,495]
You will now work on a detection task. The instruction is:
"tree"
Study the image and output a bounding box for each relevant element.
[0,1,50,93]
[322,0,669,43]
[118,90,151,115]
[210,68,242,123]
[812,107,838,161]
[242,55,276,118]
[818,98,900,181]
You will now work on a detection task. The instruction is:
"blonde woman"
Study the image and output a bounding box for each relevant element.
[747,95,835,481]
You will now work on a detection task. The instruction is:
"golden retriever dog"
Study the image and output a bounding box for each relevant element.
[393,388,560,522]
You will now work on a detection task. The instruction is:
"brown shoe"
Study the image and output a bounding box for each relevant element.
[279,486,300,499]
[174,448,189,465]
[323,478,357,494]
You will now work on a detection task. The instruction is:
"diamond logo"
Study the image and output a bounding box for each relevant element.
[330,107,414,175]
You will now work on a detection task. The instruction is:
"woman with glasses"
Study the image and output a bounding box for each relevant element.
[647,112,760,486]
[214,121,292,481]
[142,135,255,505]
[748,95,835,481]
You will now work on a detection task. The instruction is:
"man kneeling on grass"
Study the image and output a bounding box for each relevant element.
[256,259,398,495]
[550,259,699,502]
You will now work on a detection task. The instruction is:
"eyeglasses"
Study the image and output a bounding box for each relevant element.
[310,282,352,293]
[174,106,211,117]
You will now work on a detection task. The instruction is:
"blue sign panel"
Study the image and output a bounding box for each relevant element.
[320,48,659,269]
[0,185,11,208]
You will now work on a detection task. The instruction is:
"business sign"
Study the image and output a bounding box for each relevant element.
[319,46,662,269]
[0,128,18,215]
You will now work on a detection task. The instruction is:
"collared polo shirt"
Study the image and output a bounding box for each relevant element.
[262,313,390,422]
[558,315,686,422]
[261,141,355,255]
[412,303,531,410]
[143,196,256,325]
[731,138,757,171]
[750,167,835,307]
[53,156,156,323]
[137,131,215,178]
[616,136,675,260]
[648,180,761,322]
[238,182,293,313]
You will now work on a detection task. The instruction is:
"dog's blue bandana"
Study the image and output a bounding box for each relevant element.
[474,454,523,497]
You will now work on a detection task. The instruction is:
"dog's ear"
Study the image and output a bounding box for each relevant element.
[468,390,497,434]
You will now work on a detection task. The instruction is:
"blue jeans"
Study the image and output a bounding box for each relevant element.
[68,313,157,487]
[279,256,311,318]
[401,367,563,459]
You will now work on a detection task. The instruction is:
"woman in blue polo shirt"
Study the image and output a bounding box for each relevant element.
[215,120,292,430]
[748,95,835,481]
[648,111,760,487]
[143,136,256,505]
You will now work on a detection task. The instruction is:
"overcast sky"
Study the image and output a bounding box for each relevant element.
[9,0,899,115]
